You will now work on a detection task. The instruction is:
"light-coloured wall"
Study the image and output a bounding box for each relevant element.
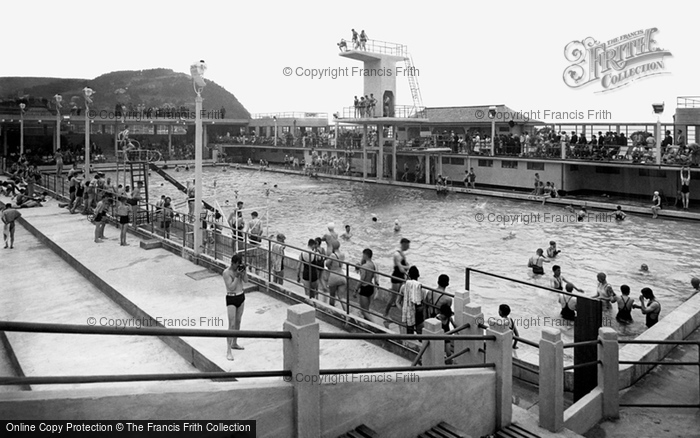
[320,369,497,438]
[0,381,294,438]
[0,370,499,438]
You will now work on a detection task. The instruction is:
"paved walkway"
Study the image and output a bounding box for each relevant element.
[0,226,200,391]
[1,194,408,384]
[585,327,700,438]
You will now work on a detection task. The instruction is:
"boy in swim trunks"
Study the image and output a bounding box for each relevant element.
[223,254,248,360]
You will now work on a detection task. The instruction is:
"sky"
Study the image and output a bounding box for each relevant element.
[1,0,693,124]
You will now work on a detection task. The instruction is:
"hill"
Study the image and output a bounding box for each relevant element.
[0,68,250,118]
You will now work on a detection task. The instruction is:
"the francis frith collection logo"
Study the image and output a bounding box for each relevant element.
[563,27,672,92]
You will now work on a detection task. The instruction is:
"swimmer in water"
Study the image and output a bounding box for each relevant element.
[691,278,700,297]
[640,264,649,273]
[528,249,549,275]
[546,241,560,258]
[502,231,516,240]
[341,225,352,240]
[614,205,626,221]
[371,214,378,223]
[577,207,587,221]
[394,219,401,232]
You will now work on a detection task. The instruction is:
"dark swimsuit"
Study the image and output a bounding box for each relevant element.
[301,252,320,282]
[645,300,660,328]
[616,296,633,324]
[391,250,408,284]
[560,297,576,321]
[359,285,374,297]
[226,294,245,308]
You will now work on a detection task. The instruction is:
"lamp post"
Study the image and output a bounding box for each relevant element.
[54,95,62,153]
[83,87,95,175]
[652,103,664,165]
[190,60,207,255]
[488,106,496,156]
[19,103,26,155]
[273,115,278,147]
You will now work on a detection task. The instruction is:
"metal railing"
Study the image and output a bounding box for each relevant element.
[251,112,328,120]
[677,96,700,109]
[0,321,495,387]
[35,173,456,342]
[339,105,427,120]
[341,38,408,57]
[617,338,700,408]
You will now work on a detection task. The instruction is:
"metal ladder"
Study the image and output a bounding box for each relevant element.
[404,54,424,115]
[128,161,150,225]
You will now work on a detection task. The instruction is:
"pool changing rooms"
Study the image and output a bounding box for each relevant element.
[563,27,672,92]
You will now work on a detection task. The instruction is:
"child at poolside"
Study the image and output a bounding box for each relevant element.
[499,304,519,349]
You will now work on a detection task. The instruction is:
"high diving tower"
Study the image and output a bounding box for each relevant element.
[338,39,446,183]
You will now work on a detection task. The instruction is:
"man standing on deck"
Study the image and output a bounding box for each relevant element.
[2,203,21,249]
[383,238,411,327]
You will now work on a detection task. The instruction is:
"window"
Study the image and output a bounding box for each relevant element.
[498,127,510,132]
[478,159,493,167]
[501,161,518,169]
[595,166,620,174]
[569,164,579,171]
[527,162,545,171]
[639,169,667,178]
[451,157,465,165]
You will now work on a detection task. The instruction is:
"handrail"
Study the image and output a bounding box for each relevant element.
[319,332,496,341]
[619,360,700,366]
[619,339,700,345]
[411,342,430,366]
[0,370,290,386]
[563,360,601,371]
[563,340,600,349]
[513,336,539,348]
[466,267,597,301]
[0,321,292,339]
[320,363,494,375]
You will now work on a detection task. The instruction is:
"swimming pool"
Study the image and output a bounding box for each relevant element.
[145,167,700,343]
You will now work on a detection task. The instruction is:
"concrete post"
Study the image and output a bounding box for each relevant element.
[168,124,173,158]
[425,155,430,184]
[539,328,564,432]
[598,327,619,419]
[655,120,662,165]
[452,291,470,331]
[486,323,513,430]
[437,154,443,178]
[422,318,444,366]
[362,124,368,179]
[377,124,384,180]
[392,124,397,181]
[283,304,320,438]
[458,303,484,365]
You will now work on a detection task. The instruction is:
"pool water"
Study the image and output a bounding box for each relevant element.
[144,167,700,343]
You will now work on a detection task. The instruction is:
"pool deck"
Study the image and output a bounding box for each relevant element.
[0,193,409,391]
